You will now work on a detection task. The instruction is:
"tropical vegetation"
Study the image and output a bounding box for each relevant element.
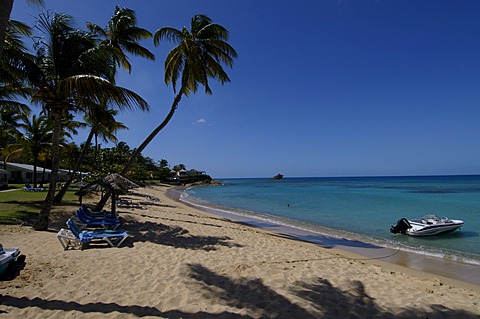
[0,5,237,230]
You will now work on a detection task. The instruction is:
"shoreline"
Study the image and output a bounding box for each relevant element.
[172,187,480,288]
[1,184,479,318]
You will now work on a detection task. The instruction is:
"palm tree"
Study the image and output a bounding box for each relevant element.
[1,20,34,89]
[18,112,52,187]
[130,14,237,169]
[0,0,15,61]
[0,0,43,60]
[51,7,152,205]
[53,105,127,203]
[94,14,237,211]
[91,107,128,164]
[0,103,28,153]
[0,20,32,140]
[0,20,32,173]
[87,6,154,73]
[25,12,149,230]
[0,101,26,169]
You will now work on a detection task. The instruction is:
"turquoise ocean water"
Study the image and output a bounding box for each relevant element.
[181,176,480,266]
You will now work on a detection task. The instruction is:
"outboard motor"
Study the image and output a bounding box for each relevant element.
[390,218,412,234]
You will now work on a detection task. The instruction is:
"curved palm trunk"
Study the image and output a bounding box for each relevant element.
[33,110,62,231]
[53,126,95,203]
[94,91,183,211]
[0,0,13,61]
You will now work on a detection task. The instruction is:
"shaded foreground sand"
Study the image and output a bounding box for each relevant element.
[1,184,479,318]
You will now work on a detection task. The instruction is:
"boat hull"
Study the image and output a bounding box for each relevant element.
[390,216,464,237]
[406,220,464,236]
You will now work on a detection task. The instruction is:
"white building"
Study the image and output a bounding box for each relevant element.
[0,162,88,185]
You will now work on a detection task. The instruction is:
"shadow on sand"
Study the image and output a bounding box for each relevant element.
[2,263,478,318]
[185,263,479,318]
[122,220,242,251]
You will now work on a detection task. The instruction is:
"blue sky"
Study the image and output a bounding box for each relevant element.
[11,0,480,178]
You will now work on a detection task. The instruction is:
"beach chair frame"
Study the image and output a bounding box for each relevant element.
[57,219,128,250]
[69,218,127,249]
[56,228,84,250]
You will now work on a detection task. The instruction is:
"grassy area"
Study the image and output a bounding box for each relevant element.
[0,185,79,225]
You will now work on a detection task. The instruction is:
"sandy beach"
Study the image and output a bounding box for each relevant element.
[1,184,479,318]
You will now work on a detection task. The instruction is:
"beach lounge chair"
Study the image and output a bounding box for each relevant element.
[23,184,44,192]
[0,244,21,276]
[74,207,120,229]
[80,204,119,220]
[56,218,128,250]
[118,198,142,209]
[80,204,110,218]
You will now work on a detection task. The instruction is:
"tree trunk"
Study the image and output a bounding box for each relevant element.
[54,127,95,203]
[0,0,13,61]
[41,163,46,186]
[93,133,98,169]
[33,156,38,188]
[122,92,182,175]
[33,109,62,231]
[94,91,183,211]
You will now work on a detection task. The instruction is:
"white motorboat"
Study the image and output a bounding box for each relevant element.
[390,214,464,236]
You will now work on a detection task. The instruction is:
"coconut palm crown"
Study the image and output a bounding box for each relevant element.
[154,14,237,96]
[87,6,154,73]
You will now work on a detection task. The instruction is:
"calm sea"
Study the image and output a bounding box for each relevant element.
[181,176,480,265]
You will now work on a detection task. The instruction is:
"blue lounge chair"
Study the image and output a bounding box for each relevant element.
[56,218,128,250]
[23,184,44,192]
[74,207,120,229]
[80,204,119,220]
[80,204,108,217]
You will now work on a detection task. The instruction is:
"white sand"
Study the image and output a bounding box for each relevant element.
[1,184,479,318]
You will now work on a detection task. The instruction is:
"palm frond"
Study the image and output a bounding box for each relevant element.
[153,27,183,46]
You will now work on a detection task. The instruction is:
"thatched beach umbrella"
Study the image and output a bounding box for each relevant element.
[83,173,140,217]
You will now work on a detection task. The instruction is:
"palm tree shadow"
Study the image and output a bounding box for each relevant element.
[0,295,249,318]
[187,263,316,318]
[124,220,242,251]
[187,263,480,319]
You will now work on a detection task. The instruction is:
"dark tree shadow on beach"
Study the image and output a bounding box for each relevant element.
[0,295,250,318]
[187,263,318,318]
[125,211,227,229]
[186,263,480,319]
[123,220,242,251]
[2,264,479,318]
